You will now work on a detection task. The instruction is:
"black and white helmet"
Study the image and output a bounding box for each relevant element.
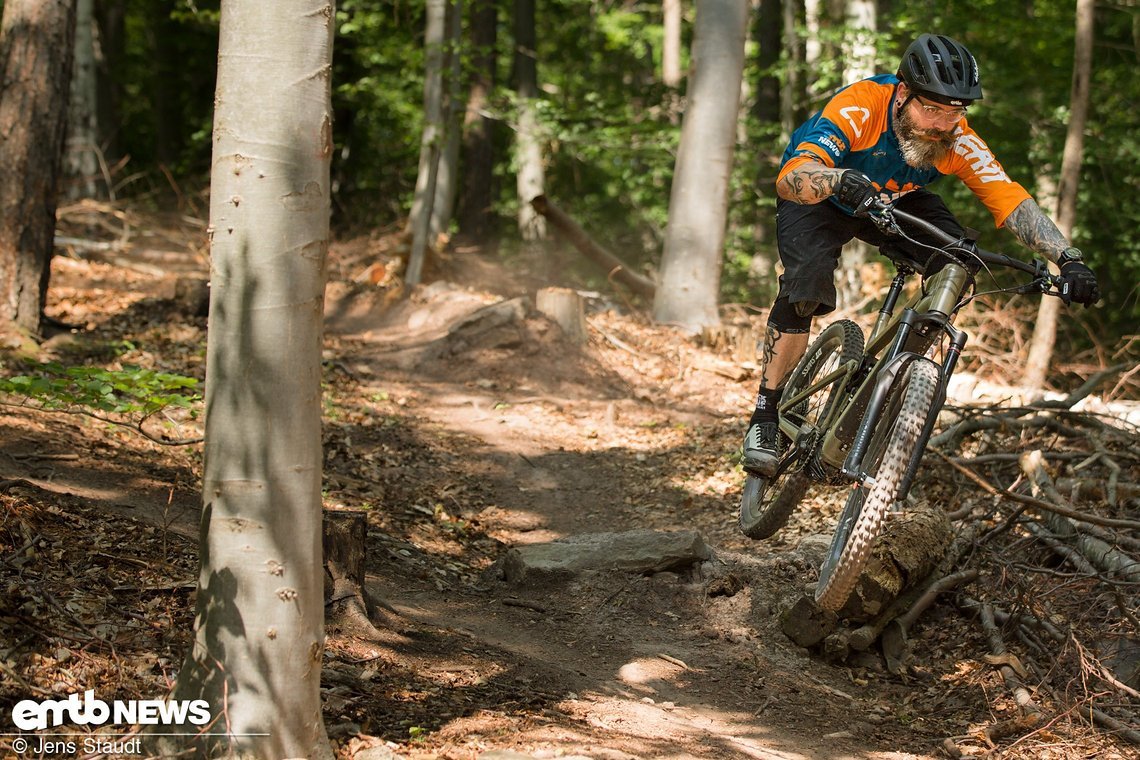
[898,34,982,106]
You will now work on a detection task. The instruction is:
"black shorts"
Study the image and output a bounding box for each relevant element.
[774,189,966,317]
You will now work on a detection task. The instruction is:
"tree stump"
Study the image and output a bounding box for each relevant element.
[324,510,367,597]
[323,509,391,636]
[536,287,588,344]
[700,323,757,363]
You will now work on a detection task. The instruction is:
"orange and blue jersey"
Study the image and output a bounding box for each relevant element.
[778,74,1031,227]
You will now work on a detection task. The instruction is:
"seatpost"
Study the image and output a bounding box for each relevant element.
[870,270,910,344]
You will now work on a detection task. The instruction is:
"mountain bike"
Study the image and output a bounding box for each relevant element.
[738,202,1064,612]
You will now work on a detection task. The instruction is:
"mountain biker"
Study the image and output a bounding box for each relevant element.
[742,33,1101,476]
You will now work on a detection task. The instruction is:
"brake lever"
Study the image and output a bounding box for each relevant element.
[1027,261,1063,297]
[868,203,899,235]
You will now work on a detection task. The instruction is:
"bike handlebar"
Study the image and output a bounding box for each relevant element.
[869,202,1058,289]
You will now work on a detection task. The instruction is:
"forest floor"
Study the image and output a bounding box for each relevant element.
[2,205,1139,760]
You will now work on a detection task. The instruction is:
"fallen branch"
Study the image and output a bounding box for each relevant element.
[1030,362,1131,410]
[530,195,656,299]
[934,449,1140,531]
[979,602,1043,719]
[1019,450,1140,582]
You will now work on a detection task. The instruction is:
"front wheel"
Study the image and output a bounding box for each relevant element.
[814,358,940,612]
[738,320,864,540]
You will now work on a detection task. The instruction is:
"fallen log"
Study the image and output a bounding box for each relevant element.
[781,507,954,651]
[530,195,656,299]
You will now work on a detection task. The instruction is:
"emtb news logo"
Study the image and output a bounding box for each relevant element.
[10,689,211,730]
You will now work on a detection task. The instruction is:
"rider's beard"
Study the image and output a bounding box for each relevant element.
[894,105,958,169]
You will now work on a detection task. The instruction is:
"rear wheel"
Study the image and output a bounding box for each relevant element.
[814,358,940,612]
[738,320,864,540]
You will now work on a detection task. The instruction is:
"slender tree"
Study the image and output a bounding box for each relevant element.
[164,2,336,758]
[513,0,546,242]
[835,0,878,311]
[781,0,805,136]
[0,0,76,337]
[1021,0,1095,392]
[654,0,748,330]
[662,0,682,88]
[406,0,449,286]
[430,0,464,244]
[751,0,781,123]
[65,0,99,199]
[94,0,125,178]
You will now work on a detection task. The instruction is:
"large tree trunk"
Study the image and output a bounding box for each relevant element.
[458,0,497,241]
[406,0,449,286]
[653,0,748,331]
[1021,0,1094,392]
[165,2,335,758]
[513,0,546,242]
[0,0,76,338]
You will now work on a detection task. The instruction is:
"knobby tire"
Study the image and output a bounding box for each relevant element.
[814,358,940,612]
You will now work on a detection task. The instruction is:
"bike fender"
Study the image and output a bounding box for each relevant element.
[840,353,939,478]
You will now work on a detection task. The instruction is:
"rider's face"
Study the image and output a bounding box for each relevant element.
[894,86,958,169]
[896,84,962,142]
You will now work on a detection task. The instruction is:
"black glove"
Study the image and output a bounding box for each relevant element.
[1059,257,1100,307]
[835,170,879,217]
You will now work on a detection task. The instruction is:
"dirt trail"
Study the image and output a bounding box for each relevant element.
[5,240,1129,760]
[317,271,944,760]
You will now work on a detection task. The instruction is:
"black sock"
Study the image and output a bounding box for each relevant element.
[749,387,781,426]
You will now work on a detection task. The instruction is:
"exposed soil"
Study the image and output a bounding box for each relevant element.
[1,217,1137,760]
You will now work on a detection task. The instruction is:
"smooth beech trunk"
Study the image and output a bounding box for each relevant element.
[166,2,336,758]
[654,0,747,330]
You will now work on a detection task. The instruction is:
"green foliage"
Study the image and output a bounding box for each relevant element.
[0,363,200,421]
[331,0,428,225]
[112,0,221,189]
[94,0,1140,330]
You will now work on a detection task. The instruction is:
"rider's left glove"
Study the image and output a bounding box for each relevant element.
[834,170,879,217]
[1059,256,1100,307]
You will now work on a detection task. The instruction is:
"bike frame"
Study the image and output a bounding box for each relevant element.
[773,205,1054,499]
[775,233,993,504]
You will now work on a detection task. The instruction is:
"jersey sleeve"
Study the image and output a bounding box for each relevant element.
[778,79,894,183]
[936,125,1032,227]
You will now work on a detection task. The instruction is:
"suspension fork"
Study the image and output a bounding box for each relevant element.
[896,323,969,502]
[840,307,924,482]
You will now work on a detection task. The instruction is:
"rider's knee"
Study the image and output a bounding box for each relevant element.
[768,296,814,334]
[794,299,821,318]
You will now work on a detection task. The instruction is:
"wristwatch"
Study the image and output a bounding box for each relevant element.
[1058,247,1084,265]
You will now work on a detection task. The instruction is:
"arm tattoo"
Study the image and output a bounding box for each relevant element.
[1004,199,1070,263]
[777,163,844,204]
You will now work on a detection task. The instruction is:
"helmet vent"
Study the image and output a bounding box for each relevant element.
[899,33,983,103]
